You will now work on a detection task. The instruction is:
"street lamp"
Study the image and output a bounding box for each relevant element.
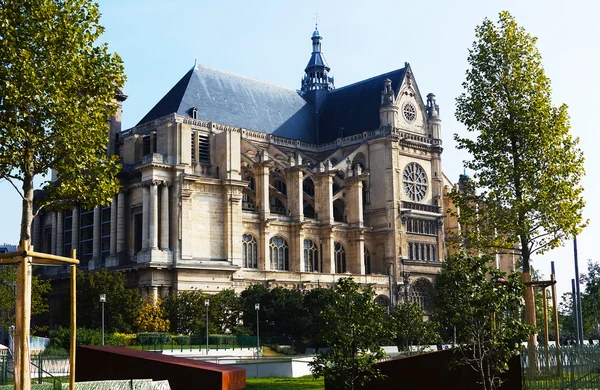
[255,303,260,358]
[99,294,106,346]
[204,299,210,355]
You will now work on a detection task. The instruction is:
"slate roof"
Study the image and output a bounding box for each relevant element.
[136,64,407,145]
[317,68,406,143]
[137,65,317,143]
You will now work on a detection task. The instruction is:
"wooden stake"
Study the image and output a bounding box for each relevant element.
[15,240,32,390]
[551,274,561,376]
[542,288,549,373]
[70,250,77,390]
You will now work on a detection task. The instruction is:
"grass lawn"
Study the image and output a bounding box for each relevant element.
[244,375,324,389]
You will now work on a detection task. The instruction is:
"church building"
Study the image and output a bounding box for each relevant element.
[34,28,457,309]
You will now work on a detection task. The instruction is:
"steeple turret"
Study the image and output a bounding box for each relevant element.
[301,26,334,94]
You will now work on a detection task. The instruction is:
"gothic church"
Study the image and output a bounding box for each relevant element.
[34,28,456,308]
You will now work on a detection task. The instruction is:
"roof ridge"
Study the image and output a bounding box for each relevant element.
[330,67,405,93]
[193,63,300,93]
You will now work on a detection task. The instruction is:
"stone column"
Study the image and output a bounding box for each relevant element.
[142,185,149,250]
[110,197,117,255]
[117,192,126,253]
[322,232,335,273]
[50,212,57,255]
[254,162,271,220]
[160,286,170,300]
[285,165,303,221]
[150,286,158,305]
[160,184,169,250]
[32,214,41,251]
[56,211,63,256]
[314,172,334,225]
[346,173,364,226]
[149,182,159,249]
[92,206,101,267]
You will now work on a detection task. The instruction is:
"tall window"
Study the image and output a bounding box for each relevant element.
[269,236,289,271]
[242,234,258,268]
[364,247,371,274]
[410,278,433,313]
[408,242,437,262]
[303,239,319,272]
[334,242,346,273]
[63,209,73,255]
[101,206,111,263]
[79,208,94,265]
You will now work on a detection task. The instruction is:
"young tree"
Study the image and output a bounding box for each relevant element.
[581,260,600,340]
[388,301,439,355]
[163,289,210,335]
[135,299,170,333]
[0,0,125,243]
[310,278,388,390]
[432,253,533,390]
[453,10,586,347]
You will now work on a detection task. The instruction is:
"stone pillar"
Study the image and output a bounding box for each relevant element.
[224,183,244,266]
[92,206,101,267]
[32,214,41,251]
[160,184,169,250]
[142,185,149,250]
[110,197,117,255]
[322,232,335,273]
[254,161,271,220]
[149,182,159,250]
[150,286,158,305]
[50,212,57,255]
[350,233,365,275]
[259,223,270,271]
[346,173,364,226]
[117,192,126,253]
[285,165,303,221]
[160,286,170,300]
[56,211,63,256]
[314,173,334,225]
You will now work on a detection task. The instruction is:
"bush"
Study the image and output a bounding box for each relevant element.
[110,332,138,346]
[173,335,190,345]
[136,332,171,346]
[49,327,137,349]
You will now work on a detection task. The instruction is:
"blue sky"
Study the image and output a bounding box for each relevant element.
[1,0,598,297]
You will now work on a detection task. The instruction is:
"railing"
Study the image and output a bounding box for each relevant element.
[139,335,258,353]
[521,345,600,390]
[0,353,69,388]
[401,201,441,214]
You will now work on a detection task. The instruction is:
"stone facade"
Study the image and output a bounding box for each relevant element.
[34,29,461,310]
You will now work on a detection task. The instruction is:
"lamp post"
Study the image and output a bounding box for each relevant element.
[99,294,106,346]
[204,299,210,355]
[255,303,260,357]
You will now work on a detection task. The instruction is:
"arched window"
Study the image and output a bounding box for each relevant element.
[334,242,346,273]
[410,278,434,313]
[242,234,257,268]
[364,247,371,274]
[269,236,289,271]
[304,239,319,272]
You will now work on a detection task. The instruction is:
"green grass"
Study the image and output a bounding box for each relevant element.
[244,375,324,389]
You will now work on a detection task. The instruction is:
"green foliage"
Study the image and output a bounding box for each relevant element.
[309,278,387,390]
[0,0,126,241]
[244,375,324,390]
[134,299,170,332]
[135,332,171,346]
[73,269,142,333]
[0,265,51,331]
[302,288,335,349]
[581,260,600,340]
[432,252,533,390]
[452,11,586,272]
[48,327,134,349]
[387,301,439,354]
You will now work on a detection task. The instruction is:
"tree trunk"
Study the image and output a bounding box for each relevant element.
[523,272,539,372]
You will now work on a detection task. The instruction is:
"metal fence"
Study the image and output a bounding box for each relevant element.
[0,352,69,389]
[139,335,258,353]
[521,345,600,390]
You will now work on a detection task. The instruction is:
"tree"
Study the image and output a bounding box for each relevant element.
[239,283,270,336]
[432,253,533,390]
[309,278,388,390]
[580,260,600,340]
[303,287,335,350]
[388,301,439,355]
[0,266,51,332]
[163,289,210,335]
[453,10,586,347]
[135,299,170,333]
[73,269,142,333]
[0,0,125,243]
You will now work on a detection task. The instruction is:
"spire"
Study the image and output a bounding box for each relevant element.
[301,25,334,93]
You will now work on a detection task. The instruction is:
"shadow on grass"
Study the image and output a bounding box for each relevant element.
[244,375,324,389]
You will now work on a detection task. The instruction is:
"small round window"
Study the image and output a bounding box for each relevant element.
[403,102,417,123]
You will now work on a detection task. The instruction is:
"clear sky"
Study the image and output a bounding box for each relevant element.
[1,0,598,298]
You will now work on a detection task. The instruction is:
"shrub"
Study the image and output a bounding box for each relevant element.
[173,335,190,345]
[136,332,171,346]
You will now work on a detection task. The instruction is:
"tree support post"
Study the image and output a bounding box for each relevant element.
[15,240,32,390]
